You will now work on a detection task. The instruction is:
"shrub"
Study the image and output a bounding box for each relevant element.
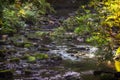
[0,0,54,35]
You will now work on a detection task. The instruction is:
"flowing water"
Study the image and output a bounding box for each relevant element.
[49,44,98,61]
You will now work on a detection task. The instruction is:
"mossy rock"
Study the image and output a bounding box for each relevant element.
[14,42,24,47]
[21,53,30,60]
[0,70,13,80]
[7,49,17,54]
[24,69,32,75]
[9,58,20,63]
[35,31,52,44]
[42,37,52,44]
[0,49,7,54]
[35,53,49,60]
[27,56,36,62]
[24,43,33,48]
[14,42,33,48]
[35,31,49,37]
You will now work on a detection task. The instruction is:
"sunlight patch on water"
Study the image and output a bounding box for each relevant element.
[49,45,98,61]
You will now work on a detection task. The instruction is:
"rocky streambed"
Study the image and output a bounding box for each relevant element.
[0,29,114,80]
[0,3,115,80]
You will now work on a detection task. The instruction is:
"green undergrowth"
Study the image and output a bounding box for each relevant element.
[0,0,54,35]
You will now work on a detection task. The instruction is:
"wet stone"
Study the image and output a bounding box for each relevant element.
[33,42,39,47]
[27,37,41,41]
[7,49,17,54]
[66,49,78,53]
[38,47,50,52]
[0,40,6,45]
[50,55,62,61]
[9,58,20,63]
[41,36,52,44]
[0,49,6,61]
[14,42,24,47]
[24,69,33,75]
[71,47,89,51]
[63,71,81,80]
[15,70,22,75]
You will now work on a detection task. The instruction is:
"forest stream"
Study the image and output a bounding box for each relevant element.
[0,1,116,80]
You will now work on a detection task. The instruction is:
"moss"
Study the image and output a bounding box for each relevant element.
[24,43,33,48]
[14,42,33,48]
[35,53,49,60]
[0,49,7,54]
[27,56,36,62]
[35,31,49,37]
